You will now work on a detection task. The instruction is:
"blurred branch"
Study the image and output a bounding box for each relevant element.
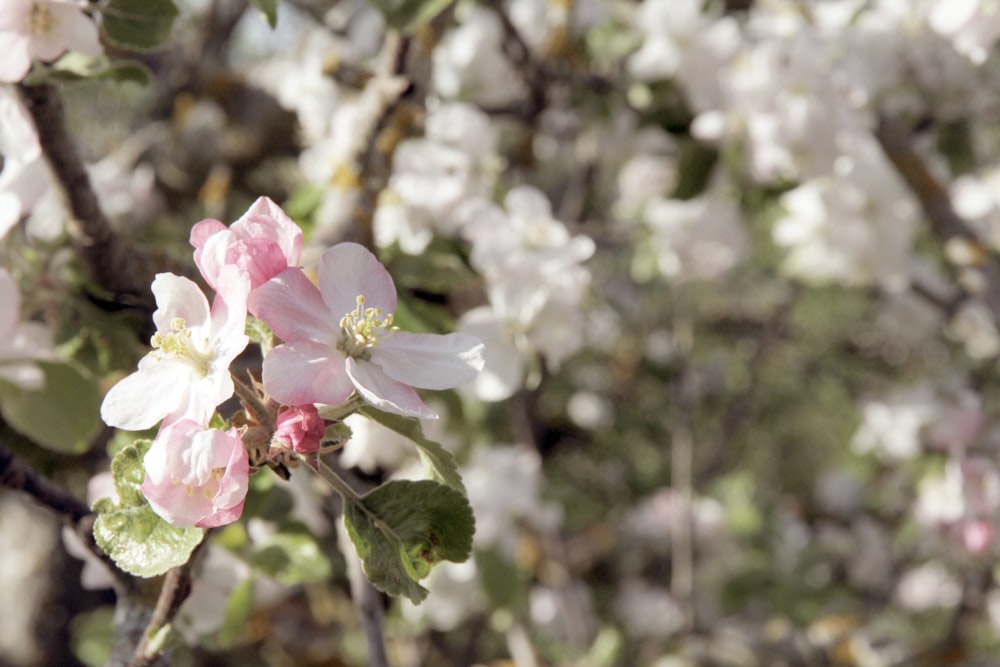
[16,83,183,311]
[0,445,90,522]
[874,115,1000,320]
[127,535,211,667]
[311,32,413,250]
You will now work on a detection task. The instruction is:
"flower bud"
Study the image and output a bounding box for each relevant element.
[273,404,325,454]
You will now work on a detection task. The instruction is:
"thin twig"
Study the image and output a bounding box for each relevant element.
[127,533,211,667]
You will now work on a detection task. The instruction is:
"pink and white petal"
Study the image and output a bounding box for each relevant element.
[235,197,303,264]
[191,224,232,290]
[196,499,245,528]
[317,243,397,317]
[208,284,249,359]
[190,218,227,249]
[151,273,211,332]
[100,363,192,430]
[236,218,301,268]
[261,342,353,407]
[249,267,335,343]
[0,34,32,83]
[45,3,102,58]
[372,331,484,390]
[346,357,437,419]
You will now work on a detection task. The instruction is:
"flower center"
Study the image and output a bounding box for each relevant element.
[26,3,54,36]
[338,295,397,358]
[151,317,213,376]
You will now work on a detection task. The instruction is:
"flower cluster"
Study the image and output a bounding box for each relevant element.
[100,197,483,527]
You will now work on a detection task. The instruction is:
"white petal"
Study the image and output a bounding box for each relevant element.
[151,273,211,333]
[100,363,191,431]
[372,331,484,390]
[317,243,397,317]
[346,357,437,419]
[249,268,335,344]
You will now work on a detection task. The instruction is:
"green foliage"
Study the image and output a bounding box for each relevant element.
[70,606,114,667]
[358,405,465,492]
[342,479,474,603]
[365,0,453,34]
[248,522,333,585]
[0,361,102,454]
[100,0,179,51]
[47,53,152,85]
[247,0,278,27]
[246,315,274,358]
[217,578,255,648]
[92,440,204,577]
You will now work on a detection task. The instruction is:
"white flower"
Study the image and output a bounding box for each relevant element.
[0,0,102,83]
[100,273,249,430]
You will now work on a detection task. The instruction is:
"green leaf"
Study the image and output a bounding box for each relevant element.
[247,0,278,27]
[358,406,465,492]
[366,0,453,34]
[342,479,474,603]
[248,522,332,585]
[246,315,274,357]
[0,361,102,454]
[48,53,152,85]
[92,440,204,577]
[217,578,254,648]
[100,0,179,51]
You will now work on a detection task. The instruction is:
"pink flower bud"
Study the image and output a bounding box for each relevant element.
[273,404,325,454]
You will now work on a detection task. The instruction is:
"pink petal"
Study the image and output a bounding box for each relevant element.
[190,218,227,249]
[371,331,484,390]
[234,195,302,266]
[262,341,354,406]
[346,357,437,419]
[317,243,397,319]
[249,267,336,343]
[0,34,31,83]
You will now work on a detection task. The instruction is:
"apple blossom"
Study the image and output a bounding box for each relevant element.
[0,267,55,390]
[190,196,303,305]
[273,404,325,455]
[141,419,249,528]
[0,0,102,83]
[250,242,484,419]
[100,273,249,430]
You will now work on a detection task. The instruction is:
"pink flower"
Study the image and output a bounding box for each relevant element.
[273,404,325,454]
[100,273,249,430]
[190,196,303,306]
[141,419,249,528]
[250,243,484,418]
[0,0,103,83]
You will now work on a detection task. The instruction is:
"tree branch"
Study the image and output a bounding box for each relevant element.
[0,445,90,522]
[874,115,1000,320]
[16,83,184,311]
